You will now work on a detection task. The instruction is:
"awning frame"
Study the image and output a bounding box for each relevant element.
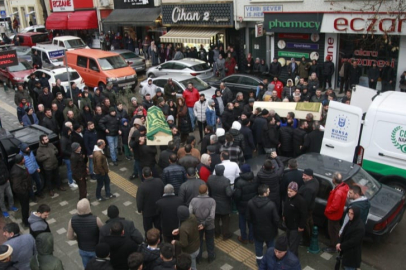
[102,8,161,26]
[160,28,222,44]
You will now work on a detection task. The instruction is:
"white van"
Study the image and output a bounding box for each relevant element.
[31,44,65,68]
[52,36,89,50]
[321,88,406,192]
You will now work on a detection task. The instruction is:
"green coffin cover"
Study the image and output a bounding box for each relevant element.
[146,106,172,141]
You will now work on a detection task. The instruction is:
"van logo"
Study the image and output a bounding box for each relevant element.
[331,115,349,142]
[391,126,406,153]
[338,117,346,127]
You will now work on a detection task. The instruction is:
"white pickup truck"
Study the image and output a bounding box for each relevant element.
[52,36,89,50]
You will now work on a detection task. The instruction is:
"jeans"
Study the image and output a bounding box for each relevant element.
[198,228,215,260]
[29,171,43,197]
[63,159,73,184]
[239,213,253,241]
[0,182,14,212]
[254,239,274,266]
[79,249,96,268]
[189,248,200,270]
[188,107,195,130]
[96,174,111,199]
[88,157,94,175]
[133,159,143,181]
[106,136,118,162]
[44,168,61,191]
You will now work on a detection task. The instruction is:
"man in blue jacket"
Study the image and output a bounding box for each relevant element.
[19,143,43,201]
[259,236,301,270]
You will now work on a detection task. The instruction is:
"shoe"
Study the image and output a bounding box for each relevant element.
[58,187,67,191]
[90,174,96,180]
[108,194,116,199]
[72,180,77,184]
[238,236,248,245]
[208,254,216,263]
[69,183,78,189]
[130,174,137,180]
[126,157,132,161]
[2,212,9,218]
[49,190,54,197]
[323,247,337,253]
[223,234,233,241]
[98,197,107,201]
[113,162,118,166]
[36,193,45,199]
[9,206,18,212]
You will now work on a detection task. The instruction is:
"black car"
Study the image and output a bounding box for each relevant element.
[208,74,265,99]
[0,124,59,169]
[248,153,405,242]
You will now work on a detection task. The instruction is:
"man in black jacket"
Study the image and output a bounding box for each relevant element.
[269,57,282,78]
[233,164,257,244]
[302,121,324,154]
[201,126,214,155]
[240,119,256,160]
[280,159,304,203]
[99,205,143,244]
[41,108,59,135]
[292,120,307,157]
[221,103,235,132]
[158,141,177,170]
[136,167,164,236]
[247,184,279,266]
[99,107,121,166]
[60,126,78,189]
[347,60,362,87]
[322,56,335,90]
[84,122,98,180]
[279,120,294,157]
[283,182,307,257]
[162,154,187,195]
[298,169,319,246]
[381,61,395,92]
[252,109,269,154]
[156,184,184,243]
[207,165,233,240]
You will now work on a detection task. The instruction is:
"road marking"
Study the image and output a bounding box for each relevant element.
[108,171,258,269]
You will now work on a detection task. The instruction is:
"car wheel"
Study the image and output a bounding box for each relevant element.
[98,82,106,91]
[387,181,406,194]
[147,73,155,78]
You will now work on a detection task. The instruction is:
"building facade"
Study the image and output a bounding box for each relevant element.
[5,0,49,28]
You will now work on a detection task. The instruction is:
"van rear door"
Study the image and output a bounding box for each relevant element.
[321,101,363,163]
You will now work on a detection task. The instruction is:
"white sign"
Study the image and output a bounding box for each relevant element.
[244,5,283,18]
[51,0,74,12]
[324,33,338,87]
[172,7,210,23]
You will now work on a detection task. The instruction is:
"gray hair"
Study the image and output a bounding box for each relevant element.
[236,92,243,97]
[333,172,342,184]
[313,121,320,131]
[164,184,175,194]
[210,135,218,143]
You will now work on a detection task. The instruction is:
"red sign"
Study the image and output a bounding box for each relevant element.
[50,0,93,11]
[0,50,18,68]
[278,33,309,40]
[333,17,406,33]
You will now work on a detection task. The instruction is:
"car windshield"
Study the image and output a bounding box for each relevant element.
[50,56,64,63]
[55,71,80,82]
[15,47,31,54]
[180,77,210,91]
[31,34,49,44]
[66,39,86,49]
[191,63,210,71]
[120,52,139,59]
[8,61,32,72]
[346,168,381,199]
[98,56,128,70]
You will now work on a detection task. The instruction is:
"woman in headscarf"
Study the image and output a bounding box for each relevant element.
[225,52,236,76]
[336,206,365,270]
[197,154,212,182]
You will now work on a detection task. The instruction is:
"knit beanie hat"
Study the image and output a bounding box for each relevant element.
[71,142,80,152]
[288,181,299,192]
[275,236,288,251]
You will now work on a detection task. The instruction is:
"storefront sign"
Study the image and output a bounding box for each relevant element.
[286,42,319,50]
[321,13,406,35]
[255,24,264,37]
[244,5,283,18]
[51,0,74,12]
[162,3,233,27]
[49,50,65,59]
[0,50,18,68]
[264,13,324,33]
[278,51,309,58]
[0,11,6,18]
[113,0,154,9]
[278,33,309,39]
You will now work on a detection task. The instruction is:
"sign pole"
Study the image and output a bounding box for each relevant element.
[64,52,72,99]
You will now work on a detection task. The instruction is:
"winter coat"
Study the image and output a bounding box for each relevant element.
[256,157,284,208]
[153,260,176,270]
[99,114,120,136]
[0,159,10,186]
[368,67,380,82]
[30,233,63,270]
[14,89,31,106]
[71,131,86,155]
[101,235,138,270]
[287,62,298,77]
[22,113,39,126]
[207,175,233,215]
[309,62,321,79]
[233,172,258,214]
[36,143,58,171]
[307,78,319,95]
[138,243,161,270]
[10,164,31,194]
[252,116,267,145]
[322,60,335,76]
[325,182,349,220]
[136,177,164,217]
[178,154,199,170]
[93,146,109,175]
[71,152,87,181]
[193,100,208,122]
[259,249,301,270]
[60,127,72,159]
[206,106,216,127]
[221,108,235,131]
[19,149,39,174]
[280,169,304,202]
[282,85,295,100]
[292,128,307,157]
[139,145,157,168]
[381,66,395,82]
[221,87,233,106]
[240,125,255,155]
[38,92,54,110]
[189,194,216,230]
[269,61,282,78]
[246,196,279,242]
[63,102,80,122]
[302,129,324,154]
[339,207,365,268]
[348,66,362,85]
[177,214,200,254]
[298,178,319,212]
[84,129,98,157]
[41,115,59,135]
[120,122,131,144]
[100,217,143,244]
[197,163,211,182]
[225,57,236,76]
[279,126,294,153]
[177,101,192,134]
[0,261,18,270]
[298,61,310,79]
[179,178,206,206]
[85,258,113,270]
[4,233,36,270]
[162,164,187,195]
[156,195,184,239]
[102,89,117,106]
[262,124,279,149]
[283,193,307,230]
[216,58,226,78]
[340,196,370,235]
[182,88,199,108]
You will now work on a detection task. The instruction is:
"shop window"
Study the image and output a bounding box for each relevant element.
[89,58,99,72]
[77,56,88,68]
[240,76,258,86]
[223,75,240,84]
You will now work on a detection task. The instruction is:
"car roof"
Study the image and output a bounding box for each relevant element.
[225,74,264,81]
[53,36,83,41]
[17,32,48,37]
[296,153,359,181]
[67,49,118,57]
[35,67,77,74]
[167,58,207,66]
[152,74,197,81]
[112,49,135,53]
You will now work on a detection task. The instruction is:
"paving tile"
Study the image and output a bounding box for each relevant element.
[220,264,233,270]
[320,252,333,260]
[123,201,132,206]
[303,266,316,270]
[102,210,108,216]
[47,218,56,224]
[233,229,241,236]
[51,193,60,198]
[29,202,38,206]
[113,192,120,197]
[69,209,77,215]
[91,201,100,206]
[56,228,67,235]
[119,167,127,171]
[59,201,69,206]
[66,240,77,246]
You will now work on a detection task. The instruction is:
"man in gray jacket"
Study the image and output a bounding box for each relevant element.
[178,167,205,206]
[189,184,216,264]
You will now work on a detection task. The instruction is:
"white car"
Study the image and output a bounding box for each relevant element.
[10,25,47,40]
[147,58,213,81]
[140,75,216,100]
[24,67,85,93]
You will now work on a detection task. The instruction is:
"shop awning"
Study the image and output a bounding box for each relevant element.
[67,10,98,30]
[160,28,220,44]
[45,12,71,30]
[103,8,161,26]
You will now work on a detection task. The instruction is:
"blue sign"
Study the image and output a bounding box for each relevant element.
[286,43,319,50]
[0,11,6,18]
[49,50,65,59]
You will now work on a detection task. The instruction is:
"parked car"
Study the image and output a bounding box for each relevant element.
[147,58,213,81]
[112,49,146,73]
[24,67,85,93]
[11,46,32,62]
[247,153,405,242]
[139,75,216,100]
[52,36,88,50]
[15,32,50,47]
[209,74,263,99]
[31,44,65,68]
[10,25,47,40]
[0,124,59,169]
[0,59,34,89]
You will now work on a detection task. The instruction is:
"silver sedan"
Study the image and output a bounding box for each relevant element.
[112,49,146,73]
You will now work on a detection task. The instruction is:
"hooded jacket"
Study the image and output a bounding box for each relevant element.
[10,163,31,194]
[138,244,161,270]
[259,248,301,270]
[176,206,200,254]
[340,196,370,235]
[30,233,63,270]
[193,99,208,122]
[99,113,120,136]
[205,105,216,127]
[233,172,258,214]
[36,142,58,171]
[246,196,279,242]
[221,107,235,131]
[28,212,51,239]
[256,157,284,208]
[325,182,349,221]
[60,126,72,159]
[229,122,245,151]
[101,234,138,270]
[282,80,295,100]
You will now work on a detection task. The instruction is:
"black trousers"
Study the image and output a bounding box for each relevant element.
[16,192,30,226]
[143,214,161,237]
[197,121,207,142]
[287,229,302,257]
[368,80,377,90]
[302,211,313,246]
[215,214,231,238]
[44,168,61,191]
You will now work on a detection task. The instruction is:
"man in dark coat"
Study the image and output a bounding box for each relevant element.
[84,122,98,180]
[178,167,205,206]
[347,60,362,87]
[207,165,233,240]
[292,120,307,157]
[221,103,235,132]
[201,126,214,155]
[158,141,177,169]
[322,56,335,90]
[70,142,87,200]
[156,184,184,243]
[269,57,281,78]
[381,61,395,92]
[99,107,121,165]
[279,121,294,157]
[233,164,257,244]
[247,184,279,266]
[136,167,164,237]
[301,121,324,154]
[41,108,59,135]
[100,222,138,270]
[162,154,187,196]
[240,119,256,160]
[252,109,269,154]
[99,205,143,244]
[280,159,304,203]
[85,243,113,270]
[259,236,301,270]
